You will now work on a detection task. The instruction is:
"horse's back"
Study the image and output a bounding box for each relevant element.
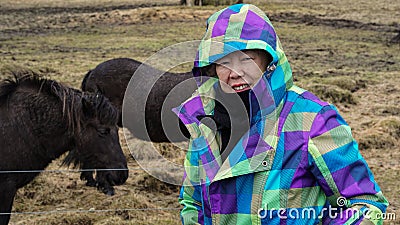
[82,58,197,142]
[82,58,141,91]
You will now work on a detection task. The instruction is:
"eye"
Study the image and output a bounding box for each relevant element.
[241,57,254,62]
[97,128,110,136]
[217,61,230,66]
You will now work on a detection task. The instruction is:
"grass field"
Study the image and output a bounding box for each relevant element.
[1,0,399,224]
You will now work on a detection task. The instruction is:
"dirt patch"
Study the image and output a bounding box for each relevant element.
[374,106,400,116]
[0,3,176,15]
[271,13,398,33]
[80,7,213,25]
[307,84,357,105]
[0,7,214,38]
[358,118,400,150]
[140,174,180,195]
[359,133,396,150]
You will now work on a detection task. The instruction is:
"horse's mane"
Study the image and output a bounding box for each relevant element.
[0,70,81,134]
[0,70,118,135]
[0,70,35,102]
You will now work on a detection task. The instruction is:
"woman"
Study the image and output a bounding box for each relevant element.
[173,4,388,224]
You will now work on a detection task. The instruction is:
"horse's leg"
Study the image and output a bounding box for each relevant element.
[0,184,17,225]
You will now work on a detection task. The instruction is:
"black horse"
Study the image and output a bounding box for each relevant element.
[81,57,196,140]
[0,71,128,225]
[80,57,196,186]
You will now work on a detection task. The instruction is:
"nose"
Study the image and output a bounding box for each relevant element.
[116,168,129,185]
[229,62,244,79]
[113,164,128,185]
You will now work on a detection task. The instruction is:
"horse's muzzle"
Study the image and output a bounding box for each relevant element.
[111,167,129,186]
[106,162,129,186]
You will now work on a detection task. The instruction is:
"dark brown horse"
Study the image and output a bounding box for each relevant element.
[0,71,128,225]
[81,57,195,142]
[80,57,196,186]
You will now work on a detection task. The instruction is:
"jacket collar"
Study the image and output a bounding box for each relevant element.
[173,77,284,183]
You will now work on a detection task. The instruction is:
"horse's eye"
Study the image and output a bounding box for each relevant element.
[97,128,110,136]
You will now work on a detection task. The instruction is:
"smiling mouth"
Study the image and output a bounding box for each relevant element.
[232,84,250,92]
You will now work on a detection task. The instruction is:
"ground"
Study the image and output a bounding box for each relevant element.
[0,0,399,224]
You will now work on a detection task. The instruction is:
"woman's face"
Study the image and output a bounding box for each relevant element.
[215,50,268,93]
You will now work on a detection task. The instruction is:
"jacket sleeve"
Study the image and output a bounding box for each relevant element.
[179,176,204,225]
[179,138,204,225]
[308,105,389,225]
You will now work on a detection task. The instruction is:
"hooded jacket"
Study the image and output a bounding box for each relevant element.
[173,4,388,225]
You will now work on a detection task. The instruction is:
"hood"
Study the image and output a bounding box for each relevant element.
[176,4,293,128]
[195,3,292,106]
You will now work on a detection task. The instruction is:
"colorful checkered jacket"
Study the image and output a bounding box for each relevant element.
[173,4,388,225]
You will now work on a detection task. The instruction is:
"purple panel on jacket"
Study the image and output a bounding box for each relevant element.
[209,178,238,214]
[309,112,338,138]
[244,132,272,159]
[290,164,317,188]
[331,161,377,196]
[210,193,237,214]
[284,131,306,151]
[301,92,326,106]
[316,177,334,196]
[183,95,204,117]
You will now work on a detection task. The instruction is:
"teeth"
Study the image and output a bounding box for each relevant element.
[233,84,249,91]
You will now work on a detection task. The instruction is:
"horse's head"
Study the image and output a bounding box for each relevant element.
[63,91,128,194]
[81,92,128,186]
